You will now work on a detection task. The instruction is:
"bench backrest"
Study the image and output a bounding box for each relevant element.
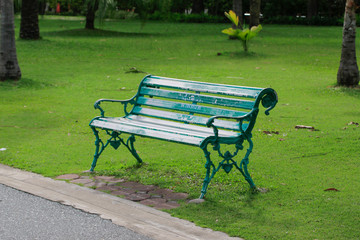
[130,75,277,132]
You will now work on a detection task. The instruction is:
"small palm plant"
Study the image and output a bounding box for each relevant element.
[222,10,262,52]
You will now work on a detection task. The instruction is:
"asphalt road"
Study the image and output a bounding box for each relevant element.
[0,183,153,240]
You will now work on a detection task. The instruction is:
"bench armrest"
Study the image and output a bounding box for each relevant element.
[94,98,136,117]
[206,109,259,137]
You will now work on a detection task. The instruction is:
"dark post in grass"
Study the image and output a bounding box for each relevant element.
[0,0,21,81]
[20,0,40,40]
[86,0,100,30]
[249,0,261,28]
[337,0,359,87]
[233,0,243,27]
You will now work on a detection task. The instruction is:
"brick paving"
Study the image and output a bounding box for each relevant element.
[56,174,189,210]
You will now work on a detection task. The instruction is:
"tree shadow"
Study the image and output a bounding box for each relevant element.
[0,78,55,90]
[218,51,268,59]
[41,28,160,38]
[329,85,360,99]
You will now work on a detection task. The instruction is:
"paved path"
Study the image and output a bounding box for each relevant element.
[0,183,152,240]
[0,164,242,240]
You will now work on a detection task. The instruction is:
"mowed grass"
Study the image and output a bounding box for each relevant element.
[1,17,360,239]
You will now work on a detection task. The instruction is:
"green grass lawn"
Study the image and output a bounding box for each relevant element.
[1,17,360,239]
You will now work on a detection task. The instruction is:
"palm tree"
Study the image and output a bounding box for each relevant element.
[233,0,243,25]
[20,0,40,39]
[0,0,21,81]
[337,0,359,87]
[86,0,100,29]
[249,0,261,28]
[307,0,318,19]
[85,0,116,30]
[192,0,204,14]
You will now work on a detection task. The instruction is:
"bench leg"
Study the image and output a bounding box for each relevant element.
[199,137,257,198]
[200,147,216,199]
[89,127,106,172]
[89,128,143,172]
[236,138,256,189]
[123,135,142,164]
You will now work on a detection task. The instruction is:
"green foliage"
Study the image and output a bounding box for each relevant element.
[148,12,226,23]
[95,0,117,22]
[48,0,86,15]
[222,10,262,52]
[263,15,343,26]
[261,0,345,19]
[205,0,232,16]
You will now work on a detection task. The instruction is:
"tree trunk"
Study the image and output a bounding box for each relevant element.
[229,0,243,40]
[85,0,99,30]
[249,0,261,28]
[20,0,40,40]
[192,0,204,14]
[337,0,359,87]
[0,0,21,81]
[307,0,318,19]
[233,0,243,26]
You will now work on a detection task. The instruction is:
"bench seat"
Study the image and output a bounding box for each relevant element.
[91,115,243,147]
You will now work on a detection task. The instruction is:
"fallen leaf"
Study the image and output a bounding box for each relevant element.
[263,130,280,135]
[279,138,285,141]
[125,67,146,74]
[324,188,340,192]
[295,125,315,130]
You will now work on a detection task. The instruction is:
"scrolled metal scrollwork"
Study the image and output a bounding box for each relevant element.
[260,89,278,116]
[89,128,142,172]
[199,137,256,199]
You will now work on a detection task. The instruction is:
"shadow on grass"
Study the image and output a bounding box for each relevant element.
[41,28,160,38]
[0,78,55,90]
[329,85,360,99]
[218,51,268,59]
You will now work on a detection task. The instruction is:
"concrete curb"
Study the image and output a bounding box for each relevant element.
[0,164,242,240]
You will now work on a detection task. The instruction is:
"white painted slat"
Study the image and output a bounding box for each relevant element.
[143,76,262,98]
[131,107,246,131]
[101,116,241,138]
[125,115,241,138]
[139,87,255,110]
[90,119,204,146]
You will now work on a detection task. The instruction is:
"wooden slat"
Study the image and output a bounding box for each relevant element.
[100,117,210,138]
[90,119,203,146]
[136,97,247,118]
[143,76,262,98]
[131,106,247,131]
[148,76,264,91]
[97,117,240,139]
[124,115,240,138]
[139,87,255,110]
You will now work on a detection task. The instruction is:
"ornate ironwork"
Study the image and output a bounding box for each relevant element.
[89,127,142,172]
[199,135,256,199]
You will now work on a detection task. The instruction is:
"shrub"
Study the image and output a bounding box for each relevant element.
[221,10,262,52]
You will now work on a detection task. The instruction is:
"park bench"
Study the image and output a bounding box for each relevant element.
[88,75,278,199]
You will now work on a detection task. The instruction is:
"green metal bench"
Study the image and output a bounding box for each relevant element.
[88,75,278,199]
